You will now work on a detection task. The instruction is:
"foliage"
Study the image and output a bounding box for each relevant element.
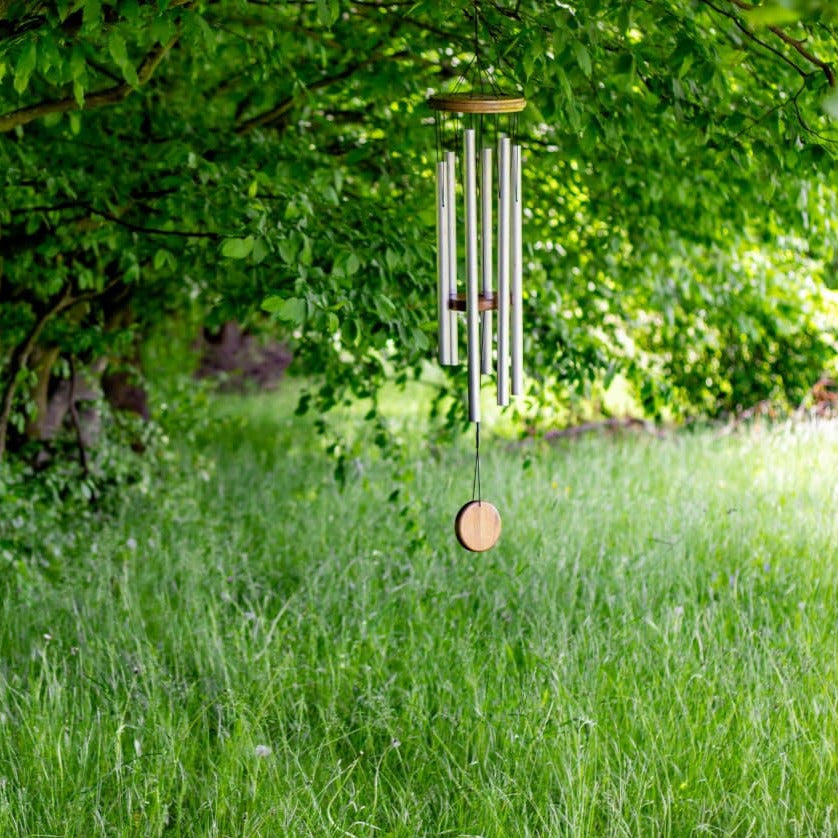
[0,365,219,571]
[2,0,838,459]
[626,238,838,417]
[0,407,154,579]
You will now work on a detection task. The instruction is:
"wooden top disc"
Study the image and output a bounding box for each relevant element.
[428,93,527,115]
[455,501,502,552]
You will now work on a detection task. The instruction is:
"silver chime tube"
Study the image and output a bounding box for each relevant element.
[464,129,480,423]
[497,135,511,406]
[480,147,493,375]
[511,144,523,394]
[445,150,458,365]
[436,161,451,365]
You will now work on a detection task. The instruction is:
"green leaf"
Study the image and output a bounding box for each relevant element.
[278,234,301,264]
[343,318,361,345]
[121,61,139,87]
[555,67,574,104]
[614,52,635,77]
[121,0,139,22]
[573,42,592,78]
[83,0,102,27]
[746,4,801,26]
[109,32,128,68]
[295,394,311,416]
[73,79,85,108]
[299,234,313,266]
[346,252,360,276]
[221,236,254,259]
[316,0,339,26]
[263,296,306,324]
[70,48,86,80]
[150,17,177,45]
[14,40,37,95]
[522,51,535,80]
[824,90,838,120]
[153,249,174,270]
[410,328,429,351]
[261,295,283,312]
[38,36,62,76]
[109,31,138,86]
[252,238,269,264]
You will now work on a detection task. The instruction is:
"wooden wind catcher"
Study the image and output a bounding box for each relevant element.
[428,89,527,552]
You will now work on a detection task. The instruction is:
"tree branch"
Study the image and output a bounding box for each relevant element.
[6,200,221,239]
[235,49,409,134]
[699,0,809,80]
[727,0,836,86]
[0,35,179,134]
[768,24,835,86]
[87,205,222,239]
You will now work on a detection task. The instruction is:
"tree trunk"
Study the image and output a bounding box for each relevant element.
[0,286,71,460]
[24,346,61,442]
[68,356,90,477]
[0,281,117,460]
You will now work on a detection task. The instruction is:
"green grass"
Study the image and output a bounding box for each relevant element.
[2,394,838,837]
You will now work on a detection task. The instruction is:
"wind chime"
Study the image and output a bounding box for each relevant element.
[428,17,527,553]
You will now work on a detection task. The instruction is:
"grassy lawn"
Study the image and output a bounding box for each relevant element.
[2,393,838,836]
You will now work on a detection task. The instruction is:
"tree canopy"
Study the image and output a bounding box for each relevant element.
[2,0,838,462]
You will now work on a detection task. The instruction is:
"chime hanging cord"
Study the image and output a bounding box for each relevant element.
[471,422,482,504]
[471,1,483,509]
[474,0,480,76]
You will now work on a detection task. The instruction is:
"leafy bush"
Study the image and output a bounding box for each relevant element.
[627,242,838,418]
[0,353,225,582]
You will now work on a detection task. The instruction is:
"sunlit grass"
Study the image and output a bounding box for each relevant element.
[2,394,838,836]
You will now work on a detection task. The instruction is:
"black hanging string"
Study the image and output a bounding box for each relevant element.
[472,1,502,97]
[471,7,483,509]
[474,0,479,65]
[471,0,481,97]
[472,422,482,504]
[455,55,478,94]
